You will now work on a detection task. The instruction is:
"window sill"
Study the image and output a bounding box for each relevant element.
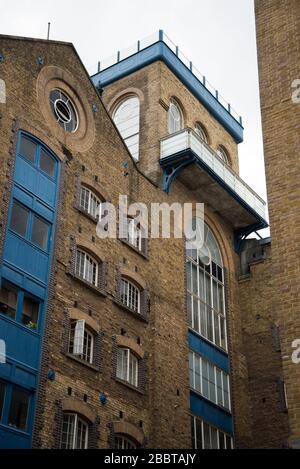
[113,299,148,323]
[69,273,107,297]
[74,206,98,224]
[66,353,99,372]
[114,377,144,395]
[120,239,149,260]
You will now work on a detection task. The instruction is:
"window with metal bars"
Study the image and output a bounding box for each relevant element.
[191,416,233,449]
[75,250,98,286]
[60,413,88,449]
[186,222,227,351]
[120,278,140,314]
[114,435,138,449]
[189,351,231,412]
[79,186,101,220]
[116,348,139,387]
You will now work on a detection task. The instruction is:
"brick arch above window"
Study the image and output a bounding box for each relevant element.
[75,236,106,265]
[119,266,146,290]
[69,307,99,334]
[61,398,96,424]
[112,421,145,447]
[107,87,145,113]
[116,335,145,360]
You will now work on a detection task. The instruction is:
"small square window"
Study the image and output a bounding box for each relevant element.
[31,216,49,251]
[0,284,18,320]
[8,388,30,431]
[10,202,29,238]
[21,297,39,328]
[19,137,36,164]
[40,150,55,178]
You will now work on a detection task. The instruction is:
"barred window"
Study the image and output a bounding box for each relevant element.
[189,351,231,411]
[120,278,140,313]
[191,416,233,449]
[79,186,101,220]
[69,320,94,364]
[116,348,138,387]
[75,250,98,286]
[60,413,88,449]
[115,435,137,449]
[186,222,227,351]
[113,96,140,161]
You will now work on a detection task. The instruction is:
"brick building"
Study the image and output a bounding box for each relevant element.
[0,1,298,449]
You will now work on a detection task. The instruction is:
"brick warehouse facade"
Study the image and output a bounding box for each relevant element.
[0,4,298,448]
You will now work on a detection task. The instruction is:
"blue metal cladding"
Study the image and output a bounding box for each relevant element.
[0,131,60,448]
[92,41,244,143]
[189,330,233,436]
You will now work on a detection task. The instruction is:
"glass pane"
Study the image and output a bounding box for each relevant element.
[203,422,211,449]
[195,419,203,449]
[211,427,219,449]
[40,150,55,177]
[191,417,195,449]
[19,137,36,163]
[8,388,30,431]
[186,262,192,292]
[21,297,39,328]
[193,297,199,333]
[226,435,232,449]
[10,202,29,237]
[209,364,216,403]
[0,382,5,421]
[31,216,49,250]
[0,284,18,319]
[194,355,201,392]
[219,432,225,449]
[61,414,75,449]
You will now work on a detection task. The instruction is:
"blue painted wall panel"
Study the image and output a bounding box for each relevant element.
[0,427,31,449]
[190,392,233,435]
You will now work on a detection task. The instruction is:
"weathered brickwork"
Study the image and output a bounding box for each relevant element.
[255,0,300,448]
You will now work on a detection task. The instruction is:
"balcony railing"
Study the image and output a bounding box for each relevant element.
[160,129,267,221]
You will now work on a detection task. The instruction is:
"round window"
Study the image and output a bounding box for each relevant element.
[50,89,78,133]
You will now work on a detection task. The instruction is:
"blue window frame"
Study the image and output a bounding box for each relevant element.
[0,281,41,331]
[18,135,57,180]
[0,381,32,434]
[9,200,50,252]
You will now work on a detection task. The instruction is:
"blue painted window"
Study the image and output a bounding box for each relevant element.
[9,200,50,252]
[0,281,40,331]
[191,415,233,449]
[0,381,31,433]
[18,135,57,180]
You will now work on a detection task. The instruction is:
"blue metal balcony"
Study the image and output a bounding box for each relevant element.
[160,128,268,252]
[91,30,244,144]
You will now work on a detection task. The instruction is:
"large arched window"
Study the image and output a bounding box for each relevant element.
[168,98,183,134]
[113,96,140,161]
[186,222,227,351]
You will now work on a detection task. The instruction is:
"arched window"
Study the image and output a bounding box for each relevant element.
[0,79,6,104]
[69,320,94,364]
[113,96,140,161]
[195,123,208,144]
[186,222,227,350]
[75,249,99,286]
[79,185,102,220]
[120,278,141,314]
[116,347,139,387]
[60,413,88,449]
[216,146,230,165]
[168,98,183,134]
[115,435,138,449]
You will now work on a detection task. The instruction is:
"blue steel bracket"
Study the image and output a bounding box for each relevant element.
[234,222,268,254]
[162,155,195,193]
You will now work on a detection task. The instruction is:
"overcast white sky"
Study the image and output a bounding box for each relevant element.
[0,0,268,216]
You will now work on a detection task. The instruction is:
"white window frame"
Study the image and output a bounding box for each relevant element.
[75,249,99,286]
[70,320,94,364]
[60,413,88,449]
[120,278,141,314]
[191,416,233,450]
[113,96,140,161]
[189,351,231,412]
[127,219,142,251]
[115,435,137,449]
[79,186,101,219]
[116,348,139,387]
[168,98,183,134]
